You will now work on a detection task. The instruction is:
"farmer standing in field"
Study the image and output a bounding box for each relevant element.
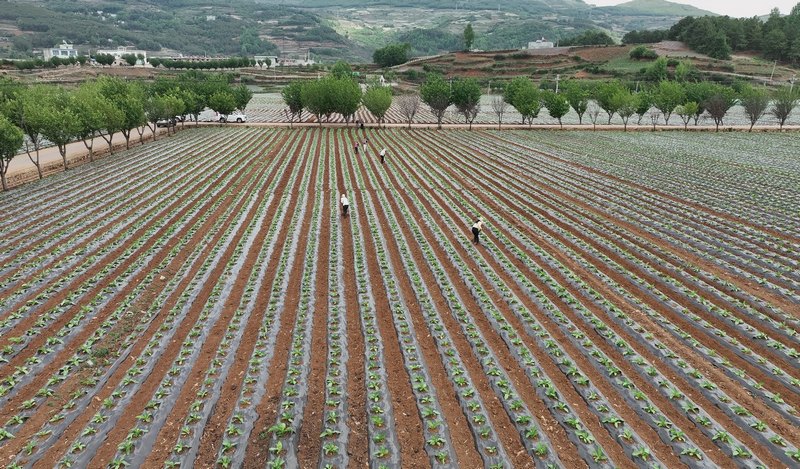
[341,193,350,217]
[354,141,359,154]
[472,218,484,244]
[379,147,386,164]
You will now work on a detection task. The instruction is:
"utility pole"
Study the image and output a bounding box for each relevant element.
[555,74,560,94]
[770,60,777,83]
[791,75,796,93]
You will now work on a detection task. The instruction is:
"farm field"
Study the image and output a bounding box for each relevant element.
[0,127,799,468]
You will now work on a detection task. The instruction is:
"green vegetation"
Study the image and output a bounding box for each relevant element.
[362,86,393,127]
[373,44,411,68]
[560,30,615,47]
[419,74,452,129]
[626,5,800,63]
[0,71,248,190]
[463,24,475,51]
[395,29,461,56]
[629,45,658,60]
[0,114,24,191]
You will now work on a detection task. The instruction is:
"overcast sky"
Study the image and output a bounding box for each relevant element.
[587,1,798,17]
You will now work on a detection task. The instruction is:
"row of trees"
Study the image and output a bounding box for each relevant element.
[407,73,798,131]
[279,66,798,132]
[494,77,799,131]
[281,62,394,127]
[0,73,253,190]
[149,57,269,70]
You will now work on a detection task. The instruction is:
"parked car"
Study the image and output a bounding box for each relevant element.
[156,117,177,128]
[219,111,247,123]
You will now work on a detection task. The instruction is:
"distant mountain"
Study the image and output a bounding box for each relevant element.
[0,0,720,62]
[596,0,717,17]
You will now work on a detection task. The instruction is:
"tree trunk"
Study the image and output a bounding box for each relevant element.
[83,138,94,162]
[102,134,114,155]
[0,170,7,191]
[25,141,43,179]
[122,130,131,149]
[146,123,157,142]
[59,144,68,170]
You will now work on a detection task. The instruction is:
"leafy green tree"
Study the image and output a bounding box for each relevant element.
[332,78,362,126]
[653,80,685,124]
[684,81,716,125]
[451,78,482,129]
[208,91,238,121]
[560,30,615,46]
[36,87,80,170]
[178,88,202,126]
[420,74,452,130]
[739,85,769,131]
[73,82,121,161]
[763,29,788,61]
[373,43,410,68]
[613,89,637,130]
[629,45,658,60]
[231,85,253,112]
[543,91,570,129]
[674,61,699,83]
[330,61,353,80]
[563,82,589,124]
[301,78,337,125]
[645,57,669,82]
[703,86,737,131]
[96,77,145,150]
[362,86,392,128]
[0,115,23,191]
[144,91,168,140]
[122,54,138,66]
[595,81,624,124]
[634,90,652,125]
[675,101,699,130]
[771,85,799,129]
[504,77,540,126]
[16,85,52,178]
[95,53,115,66]
[464,23,475,51]
[281,81,305,127]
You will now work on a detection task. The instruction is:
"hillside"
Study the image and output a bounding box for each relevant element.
[0,0,722,62]
[599,0,716,16]
[396,41,796,86]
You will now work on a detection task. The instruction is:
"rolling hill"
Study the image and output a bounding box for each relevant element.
[0,0,721,62]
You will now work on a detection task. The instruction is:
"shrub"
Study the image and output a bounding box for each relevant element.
[630,45,658,60]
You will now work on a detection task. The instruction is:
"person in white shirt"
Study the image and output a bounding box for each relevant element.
[340,194,350,216]
[379,147,386,164]
[472,218,484,244]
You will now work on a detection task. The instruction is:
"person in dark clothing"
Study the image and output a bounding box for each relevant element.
[472,218,483,244]
[354,142,359,154]
[360,121,365,130]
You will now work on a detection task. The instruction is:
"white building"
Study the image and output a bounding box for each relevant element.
[527,37,554,49]
[43,41,78,60]
[95,46,148,65]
